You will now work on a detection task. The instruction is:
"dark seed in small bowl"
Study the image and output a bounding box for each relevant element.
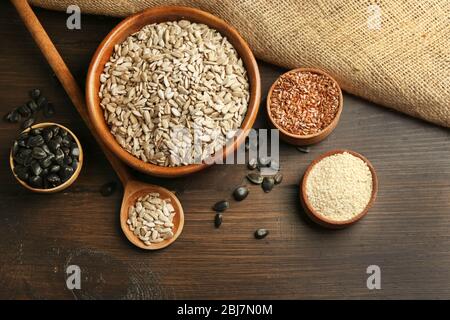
[27,135,44,147]
[32,147,47,159]
[11,124,81,191]
[29,175,43,188]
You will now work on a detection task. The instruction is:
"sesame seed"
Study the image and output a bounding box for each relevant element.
[305,152,373,221]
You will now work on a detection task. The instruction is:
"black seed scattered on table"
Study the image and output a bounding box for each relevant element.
[30,88,41,101]
[214,213,223,228]
[18,105,32,118]
[36,95,48,109]
[247,158,258,170]
[100,181,117,197]
[262,177,275,193]
[274,173,283,185]
[6,110,21,123]
[27,100,39,113]
[213,200,229,212]
[4,110,15,123]
[233,186,249,201]
[247,172,263,184]
[43,103,55,118]
[254,228,269,239]
[296,146,311,153]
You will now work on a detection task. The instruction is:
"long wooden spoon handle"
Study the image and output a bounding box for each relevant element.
[10,0,132,185]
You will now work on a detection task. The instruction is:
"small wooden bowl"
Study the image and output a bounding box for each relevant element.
[300,149,378,228]
[120,183,184,250]
[10,122,83,193]
[266,68,343,146]
[86,6,261,178]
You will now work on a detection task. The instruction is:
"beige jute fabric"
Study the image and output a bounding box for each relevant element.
[30,0,450,127]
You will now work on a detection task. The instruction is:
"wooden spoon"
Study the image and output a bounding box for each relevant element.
[10,0,184,250]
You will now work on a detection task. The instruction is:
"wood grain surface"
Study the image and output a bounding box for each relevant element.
[0,3,449,299]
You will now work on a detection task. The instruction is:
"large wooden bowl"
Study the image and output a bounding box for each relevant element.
[86,6,261,177]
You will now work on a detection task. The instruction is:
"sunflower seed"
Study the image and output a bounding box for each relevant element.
[247,158,258,170]
[233,186,249,201]
[214,213,223,228]
[296,146,311,153]
[213,200,229,212]
[254,228,269,239]
[262,177,275,192]
[247,172,263,184]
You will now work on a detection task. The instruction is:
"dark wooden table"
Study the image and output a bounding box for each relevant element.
[1,2,449,300]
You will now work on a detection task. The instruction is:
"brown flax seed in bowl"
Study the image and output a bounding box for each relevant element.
[269,70,340,136]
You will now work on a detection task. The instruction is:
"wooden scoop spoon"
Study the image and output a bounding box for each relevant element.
[11,0,184,250]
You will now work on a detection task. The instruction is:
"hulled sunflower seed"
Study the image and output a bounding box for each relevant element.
[99,20,250,167]
[128,192,177,246]
[247,172,263,184]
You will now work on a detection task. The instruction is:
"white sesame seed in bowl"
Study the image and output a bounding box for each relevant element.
[300,150,378,228]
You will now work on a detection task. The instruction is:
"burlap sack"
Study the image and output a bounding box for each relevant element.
[29,0,450,127]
